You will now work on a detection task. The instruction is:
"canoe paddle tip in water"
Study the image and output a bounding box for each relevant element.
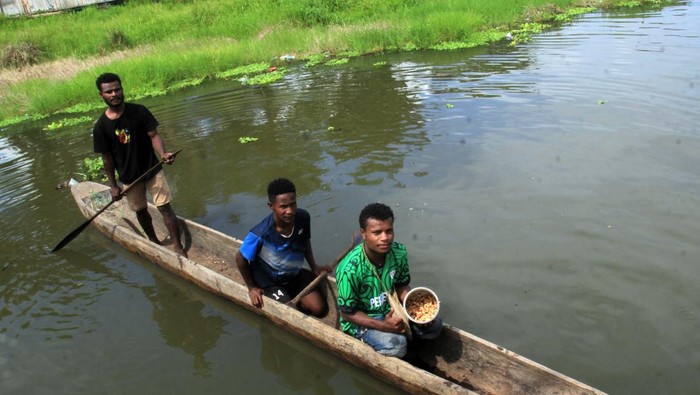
[51,149,183,253]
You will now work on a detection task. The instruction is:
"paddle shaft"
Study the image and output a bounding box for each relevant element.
[369,258,412,340]
[51,149,182,252]
[288,231,361,306]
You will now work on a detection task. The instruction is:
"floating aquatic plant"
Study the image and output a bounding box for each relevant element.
[554,7,596,22]
[77,156,107,182]
[305,54,327,67]
[618,1,643,7]
[325,58,349,66]
[0,113,47,128]
[215,62,270,79]
[431,41,479,51]
[238,137,258,144]
[244,68,287,85]
[508,22,548,45]
[58,102,103,114]
[170,77,205,91]
[131,88,168,101]
[43,116,93,131]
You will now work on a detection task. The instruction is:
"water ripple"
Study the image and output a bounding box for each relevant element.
[0,138,36,218]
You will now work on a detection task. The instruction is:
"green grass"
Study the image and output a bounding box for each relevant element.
[0,0,673,124]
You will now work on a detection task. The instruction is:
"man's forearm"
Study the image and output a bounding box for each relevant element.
[305,240,318,271]
[396,285,411,303]
[101,154,118,186]
[148,130,167,158]
[234,251,258,289]
[341,310,388,331]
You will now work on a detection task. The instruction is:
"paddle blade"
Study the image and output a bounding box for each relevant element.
[51,219,93,252]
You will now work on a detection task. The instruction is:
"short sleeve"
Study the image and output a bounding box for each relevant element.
[141,106,159,132]
[93,117,109,153]
[335,253,361,313]
[239,232,262,262]
[296,209,312,241]
[393,244,411,287]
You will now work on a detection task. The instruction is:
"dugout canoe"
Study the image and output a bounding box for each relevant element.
[68,181,606,395]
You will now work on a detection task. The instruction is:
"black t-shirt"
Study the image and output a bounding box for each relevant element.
[93,103,161,184]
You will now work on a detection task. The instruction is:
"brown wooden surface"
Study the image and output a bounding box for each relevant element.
[70,181,606,395]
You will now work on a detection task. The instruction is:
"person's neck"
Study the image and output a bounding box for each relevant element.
[363,244,386,268]
[274,220,294,237]
[105,103,125,120]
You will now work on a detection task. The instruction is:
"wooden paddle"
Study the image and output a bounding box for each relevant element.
[368,260,412,340]
[288,230,361,306]
[51,149,182,253]
[386,289,412,340]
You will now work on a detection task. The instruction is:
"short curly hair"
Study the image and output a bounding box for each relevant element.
[96,72,121,91]
[267,178,296,202]
[359,203,394,229]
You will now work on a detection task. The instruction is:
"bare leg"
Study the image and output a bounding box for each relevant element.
[299,289,328,318]
[136,208,160,244]
[158,203,186,257]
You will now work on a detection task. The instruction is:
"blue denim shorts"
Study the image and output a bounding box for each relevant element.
[355,316,443,358]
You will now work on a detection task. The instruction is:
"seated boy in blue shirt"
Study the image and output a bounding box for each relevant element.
[234,178,329,317]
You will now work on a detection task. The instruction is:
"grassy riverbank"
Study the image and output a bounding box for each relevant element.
[0,0,669,124]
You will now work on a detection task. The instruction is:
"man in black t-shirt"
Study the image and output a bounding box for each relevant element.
[92,72,186,257]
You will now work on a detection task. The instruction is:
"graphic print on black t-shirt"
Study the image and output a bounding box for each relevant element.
[93,103,160,184]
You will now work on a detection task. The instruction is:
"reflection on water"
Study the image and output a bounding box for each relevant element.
[0,250,107,341]
[0,137,35,218]
[259,325,337,394]
[1,2,699,394]
[144,273,225,377]
[255,320,401,395]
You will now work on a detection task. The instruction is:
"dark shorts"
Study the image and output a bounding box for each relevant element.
[262,269,316,304]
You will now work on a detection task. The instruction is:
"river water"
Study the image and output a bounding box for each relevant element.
[1,2,699,394]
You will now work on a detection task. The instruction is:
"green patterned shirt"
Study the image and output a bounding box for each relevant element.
[335,242,411,336]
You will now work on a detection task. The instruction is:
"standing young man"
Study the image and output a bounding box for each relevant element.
[336,203,442,358]
[235,178,329,317]
[93,72,186,257]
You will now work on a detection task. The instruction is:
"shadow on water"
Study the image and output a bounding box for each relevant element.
[143,278,225,377]
[75,236,226,378]
[258,324,338,394]
[87,235,398,392]
[253,311,401,395]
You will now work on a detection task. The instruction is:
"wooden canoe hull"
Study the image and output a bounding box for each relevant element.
[69,182,605,395]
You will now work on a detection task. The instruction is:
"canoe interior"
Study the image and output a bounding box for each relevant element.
[70,182,605,395]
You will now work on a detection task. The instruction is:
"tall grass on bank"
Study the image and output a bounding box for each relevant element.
[0,0,671,122]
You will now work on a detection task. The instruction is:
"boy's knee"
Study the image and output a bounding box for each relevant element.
[304,304,328,318]
[377,335,407,358]
[314,304,329,318]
